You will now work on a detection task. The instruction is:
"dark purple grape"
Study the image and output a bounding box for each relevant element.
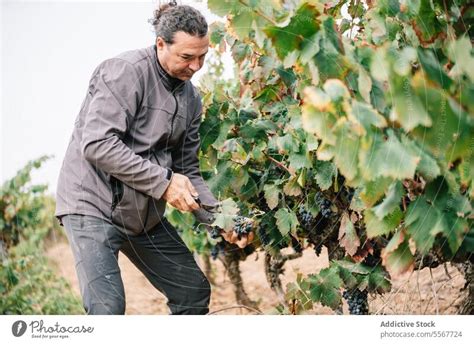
[343,288,369,315]
[315,192,332,219]
[233,216,253,239]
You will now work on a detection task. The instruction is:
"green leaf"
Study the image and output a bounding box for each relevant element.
[264,3,320,59]
[207,161,234,195]
[411,86,473,164]
[207,0,245,16]
[314,160,336,191]
[275,208,299,236]
[211,121,234,150]
[307,267,343,310]
[401,135,440,181]
[447,35,474,83]
[231,41,251,63]
[414,0,442,42]
[359,131,419,181]
[389,90,432,132]
[285,278,313,311]
[417,48,453,89]
[218,138,249,165]
[288,150,312,170]
[231,11,263,41]
[364,208,403,238]
[363,265,392,294]
[322,16,343,54]
[263,184,280,210]
[300,33,321,63]
[359,177,393,207]
[333,121,361,182]
[347,101,387,133]
[276,134,297,154]
[323,79,350,102]
[405,196,444,254]
[372,181,404,220]
[301,104,337,145]
[212,198,240,232]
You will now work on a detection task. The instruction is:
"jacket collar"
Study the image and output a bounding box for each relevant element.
[151,44,185,93]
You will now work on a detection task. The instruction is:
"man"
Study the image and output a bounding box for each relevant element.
[54,2,253,315]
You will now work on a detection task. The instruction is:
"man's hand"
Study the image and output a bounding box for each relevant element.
[221,230,255,249]
[162,173,200,212]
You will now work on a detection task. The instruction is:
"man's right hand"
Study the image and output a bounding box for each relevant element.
[162,173,200,212]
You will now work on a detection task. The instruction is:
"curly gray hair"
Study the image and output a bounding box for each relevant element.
[149,1,208,44]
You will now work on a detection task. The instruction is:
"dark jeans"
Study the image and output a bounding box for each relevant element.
[60,214,211,315]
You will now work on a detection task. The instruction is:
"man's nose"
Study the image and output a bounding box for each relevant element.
[188,59,201,72]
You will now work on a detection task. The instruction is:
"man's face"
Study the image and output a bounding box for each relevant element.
[156,31,209,81]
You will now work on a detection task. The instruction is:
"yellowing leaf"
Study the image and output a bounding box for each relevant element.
[338,212,360,256]
[263,184,280,210]
[283,176,302,196]
[381,234,415,278]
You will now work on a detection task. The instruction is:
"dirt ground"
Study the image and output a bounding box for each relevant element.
[45,239,467,315]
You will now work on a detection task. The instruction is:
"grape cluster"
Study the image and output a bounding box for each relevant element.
[210,241,225,260]
[315,192,332,218]
[298,205,314,228]
[233,216,253,239]
[257,226,271,246]
[209,227,222,239]
[342,289,369,315]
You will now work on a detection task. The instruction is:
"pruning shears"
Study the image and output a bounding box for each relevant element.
[193,196,220,213]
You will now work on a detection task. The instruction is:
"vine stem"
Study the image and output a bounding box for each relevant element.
[264,153,296,177]
[208,304,263,315]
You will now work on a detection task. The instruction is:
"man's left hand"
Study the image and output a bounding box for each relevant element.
[221,230,255,248]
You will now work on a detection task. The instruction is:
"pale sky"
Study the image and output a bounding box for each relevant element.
[1,0,230,195]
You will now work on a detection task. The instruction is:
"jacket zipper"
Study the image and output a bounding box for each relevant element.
[170,91,178,139]
[143,91,177,232]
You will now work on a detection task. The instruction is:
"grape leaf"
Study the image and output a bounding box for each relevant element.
[358,66,372,103]
[207,0,245,16]
[314,160,336,191]
[212,198,240,232]
[333,121,361,182]
[346,101,387,133]
[264,3,320,59]
[364,207,403,238]
[404,196,444,254]
[381,231,415,278]
[283,176,302,196]
[263,184,280,210]
[307,267,343,309]
[359,130,420,181]
[275,208,299,236]
[372,181,404,220]
[338,212,360,256]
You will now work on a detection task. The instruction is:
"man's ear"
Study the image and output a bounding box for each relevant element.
[156,36,166,50]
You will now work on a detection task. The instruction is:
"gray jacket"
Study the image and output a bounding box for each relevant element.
[54,44,217,235]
